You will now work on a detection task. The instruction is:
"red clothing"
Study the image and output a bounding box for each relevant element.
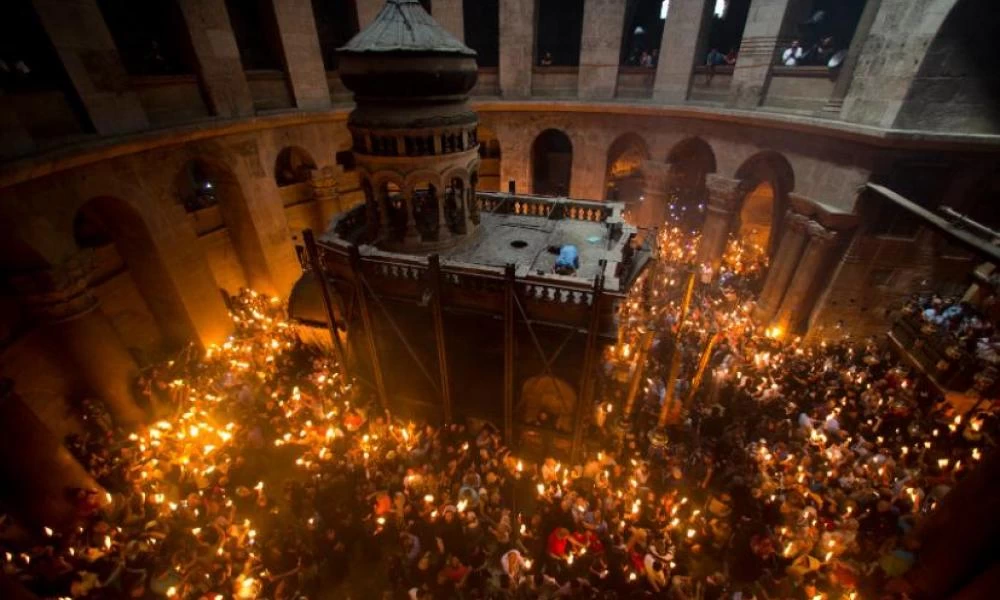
[547,530,569,557]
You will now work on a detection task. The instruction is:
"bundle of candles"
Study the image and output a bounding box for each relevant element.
[0,212,995,599]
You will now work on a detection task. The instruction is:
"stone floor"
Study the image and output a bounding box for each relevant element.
[444,212,610,280]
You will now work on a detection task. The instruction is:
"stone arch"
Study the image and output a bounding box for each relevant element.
[176,158,273,294]
[406,171,444,241]
[371,172,407,241]
[74,196,198,350]
[896,0,1000,134]
[520,375,578,432]
[531,128,573,196]
[655,136,718,229]
[604,132,651,202]
[274,146,318,188]
[443,167,472,233]
[733,151,795,256]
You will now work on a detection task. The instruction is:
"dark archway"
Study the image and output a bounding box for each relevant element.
[176,159,271,293]
[531,129,573,196]
[897,0,1000,134]
[734,151,795,257]
[666,137,717,229]
[274,146,317,188]
[605,132,650,203]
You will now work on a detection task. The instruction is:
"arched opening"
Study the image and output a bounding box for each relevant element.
[706,0,750,63]
[274,146,317,188]
[410,179,440,241]
[381,180,406,242]
[531,129,573,196]
[736,182,775,256]
[621,0,669,67]
[477,127,501,191]
[666,137,717,230]
[605,133,650,204]
[536,0,585,66]
[463,0,499,67]
[444,177,467,233]
[734,151,795,259]
[520,375,578,433]
[897,0,1000,134]
[74,196,196,351]
[176,159,270,294]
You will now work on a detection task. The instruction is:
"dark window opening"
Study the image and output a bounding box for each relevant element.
[621,0,668,67]
[336,150,356,171]
[310,0,359,71]
[463,0,498,67]
[225,0,284,71]
[536,0,585,66]
[777,0,868,67]
[706,0,750,64]
[97,0,196,76]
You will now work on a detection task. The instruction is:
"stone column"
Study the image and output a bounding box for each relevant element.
[728,0,797,108]
[178,0,255,118]
[356,0,385,29]
[433,0,465,42]
[31,0,149,135]
[578,0,629,100]
[637,160,673,228]
[772,221,839,333]
[270,0,331,110]
[696,175,741,268]
[753,211,810,322]
[437,191,452,241]
[499,0,535,97]
[0,380,103,529]
[653,0,713,103]
[8,256,145,426]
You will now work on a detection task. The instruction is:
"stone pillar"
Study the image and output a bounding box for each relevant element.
[637,160,673,228]
[437,192,452,241]
[728,0,797,108]
[828,0,883,107]
[356,0,385,29]
[8,256,145,426]
[0,380,103,529]
[754,211,810,321]
[31,0,149,135]
[433,0,465,42]
[270,0,331,110]
[653,0,713,103]
[772,221,839,333]
[404,195,421,244]
[696,175,740,268]
[499,0,535,97]
[310,166,341,227]
[178,0,255,118]
[578,0,628,100]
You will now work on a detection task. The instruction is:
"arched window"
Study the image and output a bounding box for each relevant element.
[531,129,573,196]
[274,147,318,188]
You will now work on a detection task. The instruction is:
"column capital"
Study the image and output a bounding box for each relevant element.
[806,221,838,244]
[8,253,97,323]
[785,211,812,233]
[704,174,747,212]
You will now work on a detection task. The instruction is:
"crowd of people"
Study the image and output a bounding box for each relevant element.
[0,215,996,599]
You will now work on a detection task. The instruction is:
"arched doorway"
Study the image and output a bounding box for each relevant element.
[605,133,650,203]
[274,146,317,187]
[665,136,717,230]
[734,151,795,259]
[531,129,573,196]
[176,159,272,294]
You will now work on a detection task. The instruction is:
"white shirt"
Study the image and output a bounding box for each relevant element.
[782,46,803,66]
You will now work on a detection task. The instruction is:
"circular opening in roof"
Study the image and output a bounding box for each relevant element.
[510,240,528,249]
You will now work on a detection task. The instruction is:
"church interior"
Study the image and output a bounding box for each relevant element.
[0,1,998,598]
